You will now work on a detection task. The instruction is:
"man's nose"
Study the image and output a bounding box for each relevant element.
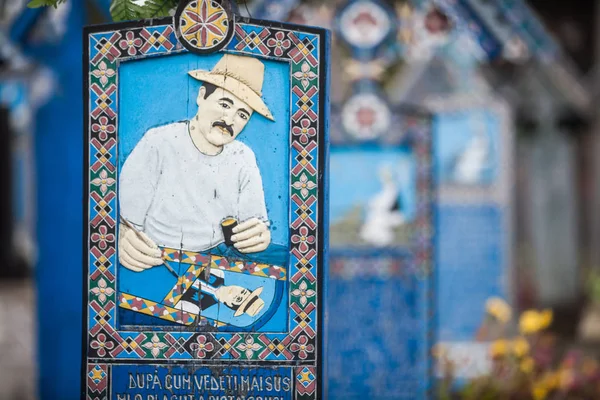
[222,110,235,125]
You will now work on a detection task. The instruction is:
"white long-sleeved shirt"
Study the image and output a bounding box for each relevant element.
[119,121,268,251]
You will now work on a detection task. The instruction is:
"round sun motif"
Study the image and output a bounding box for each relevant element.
[179,0,230,50]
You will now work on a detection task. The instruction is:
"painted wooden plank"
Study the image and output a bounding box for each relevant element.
[83,2,330,398]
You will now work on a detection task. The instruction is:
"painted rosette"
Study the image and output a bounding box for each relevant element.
[175,0,234,53]
[341,92,391,140]
[336,0,395,52]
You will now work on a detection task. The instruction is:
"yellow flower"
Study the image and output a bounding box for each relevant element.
[519,309,553,334]
[485,297,512,323]
[531,373,559,400]
[520,357,535,374]
[544,372,560,391]
[489,339,509,358]
[539,309,553,329]
[532,384,548,400]
[512,336,530,358]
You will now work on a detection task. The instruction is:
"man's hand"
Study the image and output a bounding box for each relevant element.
[231,218,271,253]
[118,223,163,272]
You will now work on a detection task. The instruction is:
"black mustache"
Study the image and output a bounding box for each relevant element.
[212,121,234,136]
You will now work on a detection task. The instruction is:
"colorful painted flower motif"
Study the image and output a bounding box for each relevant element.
[91,225,115,251]
[291,226,316,253]
[119,31,143,56]
[292,173,316,198]
[290,335,314,360]
[90,278,115,304]
[180,0,228,49]
[485,296,512,323]
[236,335,261,359]
[293,61,317,89]
[91,169,116,195]
[91,116,115,141]
[292,118,317,145]
[291,280,315,307]
[519,309,553,335]
[142,334,168,358]
[267,31,291,57]
[191,335,214,358]
[90,333,114,357]
[91,61,115,86]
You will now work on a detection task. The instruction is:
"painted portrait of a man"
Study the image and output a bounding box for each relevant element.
[116,53,289,328]
[119,53,286,266]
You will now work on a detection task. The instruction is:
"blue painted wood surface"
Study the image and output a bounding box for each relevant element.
[81,11,330,399]
[32,3,86,399]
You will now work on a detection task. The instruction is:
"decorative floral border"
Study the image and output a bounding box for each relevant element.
[84,16,326,400]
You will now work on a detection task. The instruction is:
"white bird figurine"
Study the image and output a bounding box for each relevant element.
[453,114,490,184]
[360,165,406,247]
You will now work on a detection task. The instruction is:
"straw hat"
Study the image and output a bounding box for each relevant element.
[188,54,274,121]
[234,286,265,317]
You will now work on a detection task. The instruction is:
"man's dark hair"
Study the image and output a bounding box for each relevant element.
[202,82,218,99]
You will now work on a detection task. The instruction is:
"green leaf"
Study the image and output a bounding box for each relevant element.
[111,0,178,21]
[110,0,145,22]
[27,0,65,8]
[140,0,178,18]
[27,0,178,21]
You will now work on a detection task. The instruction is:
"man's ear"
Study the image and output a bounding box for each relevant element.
[196,86,206,107]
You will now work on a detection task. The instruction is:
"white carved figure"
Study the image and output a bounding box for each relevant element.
[360,164,406,247]
[452,114,490,184]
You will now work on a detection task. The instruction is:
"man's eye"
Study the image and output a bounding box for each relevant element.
[238,112,248,120]
[220,102,230,109]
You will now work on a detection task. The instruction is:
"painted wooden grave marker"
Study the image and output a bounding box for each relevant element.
[328,105,435,399]
[83,1,329,398]
[324,1,437,398]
